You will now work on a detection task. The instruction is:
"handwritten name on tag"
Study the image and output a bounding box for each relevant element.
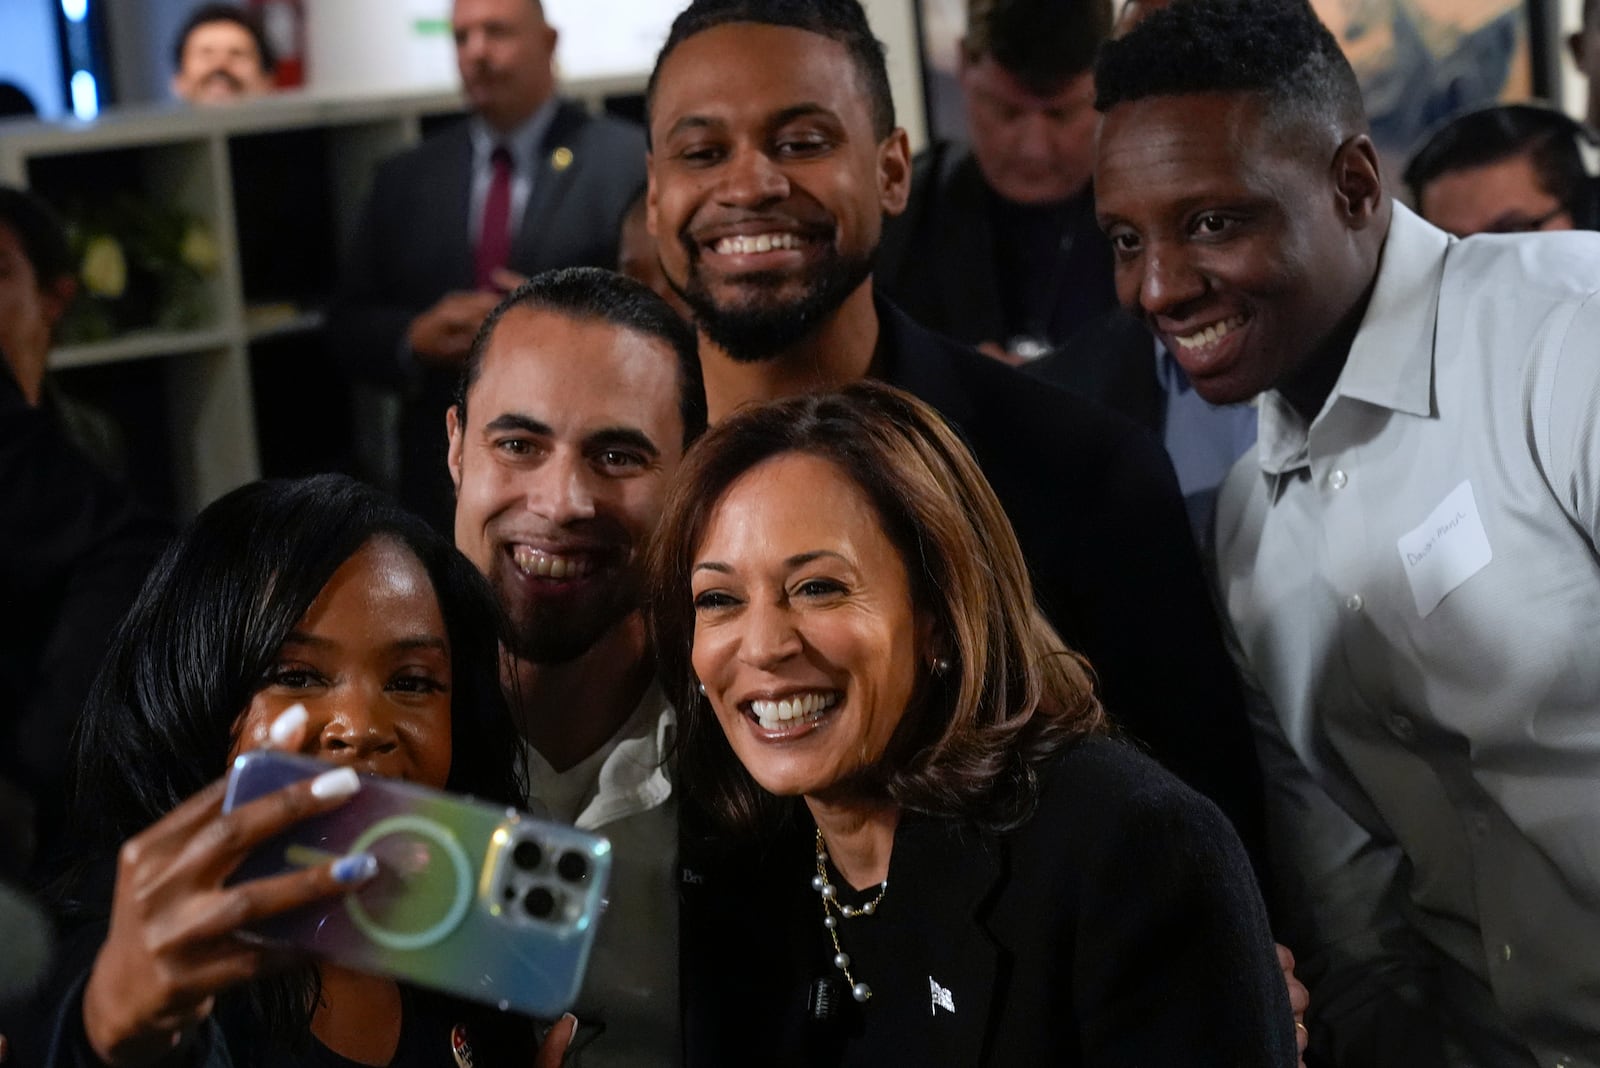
[1396,480,1492,617]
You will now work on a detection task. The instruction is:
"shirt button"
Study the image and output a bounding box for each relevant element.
[1345,594,1364,612]
[1328,469,1348,489]
[1387,714,1416,742]
[1502,944,1514,963]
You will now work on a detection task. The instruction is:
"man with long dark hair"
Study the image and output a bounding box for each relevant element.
[447,268,704,1065]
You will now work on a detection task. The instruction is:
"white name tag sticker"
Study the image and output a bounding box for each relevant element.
[1396,480,1493,617]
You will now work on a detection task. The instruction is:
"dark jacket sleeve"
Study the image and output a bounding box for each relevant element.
[937,343,1269,880]
[1062,409,1270,874]
[1056,745,1296,1066]
[325,154,430,391]
[0,366,168,810]
[42,967,239,1068]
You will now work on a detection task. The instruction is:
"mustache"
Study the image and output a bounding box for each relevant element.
[200,69,247,90]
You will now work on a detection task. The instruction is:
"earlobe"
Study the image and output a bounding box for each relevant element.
[41,276,78,332]
[1333,134,1383,230]
[645,163,659,238]
[879,128,912,217]
[445,406,465,492]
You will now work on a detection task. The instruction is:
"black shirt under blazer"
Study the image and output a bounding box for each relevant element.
[680,737,1297,1066]
[873,299,1268,866]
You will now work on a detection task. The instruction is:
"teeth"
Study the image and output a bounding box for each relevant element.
[1175,313,1247,351]
[713,232,803,255]
[749,692,838,729]
[512,546,595,580]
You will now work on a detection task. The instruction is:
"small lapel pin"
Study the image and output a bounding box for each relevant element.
[551,146,574,172]
[929,976,955,1016]
[450,1023,475,1068]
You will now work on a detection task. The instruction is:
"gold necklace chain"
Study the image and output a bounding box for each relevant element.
[812,828,888,1003]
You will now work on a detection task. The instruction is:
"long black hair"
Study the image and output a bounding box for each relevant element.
[66,474,522,1056]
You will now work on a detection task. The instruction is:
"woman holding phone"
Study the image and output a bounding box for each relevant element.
[43,474,572,1068]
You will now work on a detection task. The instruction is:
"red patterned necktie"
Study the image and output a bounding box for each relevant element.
[475,145,513,290]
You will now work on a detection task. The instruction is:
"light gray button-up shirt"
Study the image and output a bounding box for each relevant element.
[1217,203,1600,1067]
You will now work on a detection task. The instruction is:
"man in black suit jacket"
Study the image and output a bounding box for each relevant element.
[876,0,1117,365]
[328,0,644,530]
[0,360,169,882]
[645,0,1267,861]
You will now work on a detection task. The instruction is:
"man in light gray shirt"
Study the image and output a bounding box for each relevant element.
[1094,1,1600,1066]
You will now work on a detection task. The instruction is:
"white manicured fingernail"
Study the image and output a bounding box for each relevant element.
[310,767,360,800]
[268,704,308,748]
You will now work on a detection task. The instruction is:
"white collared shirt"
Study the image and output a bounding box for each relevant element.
[467,98,559,248]
[525,683,679,1067]
[1217,203,1600,1066]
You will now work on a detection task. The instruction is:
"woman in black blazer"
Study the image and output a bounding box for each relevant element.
[649,382,1298,1066]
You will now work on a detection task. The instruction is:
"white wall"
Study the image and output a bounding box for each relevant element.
[301,0,928,145]
[1557,0,1586,118]
[0,0,66,118]
[305,0,456,96]
[104,0,198,106]
[863,0,928,150]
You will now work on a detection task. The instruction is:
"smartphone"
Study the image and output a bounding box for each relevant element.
[224,750,611,1018]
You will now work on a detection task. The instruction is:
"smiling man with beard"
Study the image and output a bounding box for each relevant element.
[170,3,276,105]
[447,268,705,1065]
[644,0,1270,878]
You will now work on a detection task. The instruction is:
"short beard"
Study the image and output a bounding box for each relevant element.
[672,249,874,363]
[498,581,636,666]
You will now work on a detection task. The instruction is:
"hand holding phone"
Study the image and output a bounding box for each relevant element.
[81,764,368,1067]
[224,750,611,1019]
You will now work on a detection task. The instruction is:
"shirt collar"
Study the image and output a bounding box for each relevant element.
[470,97,559,173]
[529,679,676,832]
[1255,202,1452,478]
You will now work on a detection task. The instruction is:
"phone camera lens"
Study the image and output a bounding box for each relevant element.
[512,840,542,872]
[557,851,589,883]
[523,886,557,919]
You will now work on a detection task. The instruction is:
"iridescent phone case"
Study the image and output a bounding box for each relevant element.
[224,750,611,1018]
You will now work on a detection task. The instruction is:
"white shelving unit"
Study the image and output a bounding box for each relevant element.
[0,77,642,515]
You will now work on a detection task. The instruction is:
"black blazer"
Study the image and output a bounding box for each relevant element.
[874,299,1267,866]
[681,738,1297,1067]
[0,365,168,875]
[1025,308,1167,437]
[876,141,1117,353]
[327,102,646,528]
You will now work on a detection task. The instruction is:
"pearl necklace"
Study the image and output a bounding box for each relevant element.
[811,828,888,1004]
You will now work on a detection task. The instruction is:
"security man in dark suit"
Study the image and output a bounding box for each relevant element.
[329,0,645,530]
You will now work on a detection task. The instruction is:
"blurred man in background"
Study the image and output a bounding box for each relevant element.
[1405,103,1598,236]
[330,0,644,531]
[170,3,276,105]
[879,0,1115,366]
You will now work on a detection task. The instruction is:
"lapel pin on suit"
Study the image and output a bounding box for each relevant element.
[551,146,574,172]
